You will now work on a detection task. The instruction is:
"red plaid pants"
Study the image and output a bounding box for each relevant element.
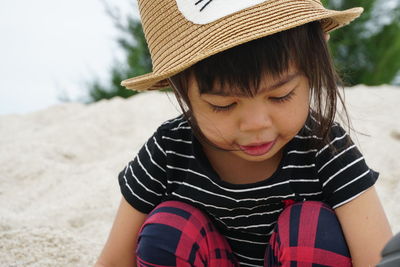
[136,201,351,266]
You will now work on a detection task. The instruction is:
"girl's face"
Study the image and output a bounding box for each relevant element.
[188,67,310,163]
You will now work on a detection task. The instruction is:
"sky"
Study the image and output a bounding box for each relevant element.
[0,0,138,115]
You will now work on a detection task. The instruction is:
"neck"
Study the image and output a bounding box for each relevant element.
[202,142,283,184]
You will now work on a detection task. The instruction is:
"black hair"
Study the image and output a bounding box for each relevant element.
[168,21,349,149]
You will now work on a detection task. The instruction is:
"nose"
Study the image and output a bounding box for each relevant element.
[239,101,272,132]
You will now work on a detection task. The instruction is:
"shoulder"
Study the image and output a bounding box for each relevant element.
[154,115,191,138]
[154,114,193,147]
[127,114,191,166]
[143,115,196,163]
[312,121,356,165]
[306,117,362,174]
[297,113,352,153]
[288,115,347,153]
[158,114,190,132]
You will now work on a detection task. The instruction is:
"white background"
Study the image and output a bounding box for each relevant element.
[0,0,138,115]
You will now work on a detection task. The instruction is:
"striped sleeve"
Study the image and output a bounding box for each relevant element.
[118,128,167,214]
[315,124,378,209]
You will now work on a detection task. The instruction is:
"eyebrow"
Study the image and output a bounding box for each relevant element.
[203,71,301,96]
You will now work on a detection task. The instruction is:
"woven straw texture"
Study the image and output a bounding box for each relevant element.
[121,0,363,91]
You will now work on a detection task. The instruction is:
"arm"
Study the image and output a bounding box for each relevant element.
[95,197,147,267]
[335,186,393,267]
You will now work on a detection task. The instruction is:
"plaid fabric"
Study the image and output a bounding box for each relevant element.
[136,201,239,267]
[265,201,352,267]
[137,201,351,267]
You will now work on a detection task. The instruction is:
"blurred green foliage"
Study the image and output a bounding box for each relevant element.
[86,3,151,102]
[323,0,400,85]
[87,0,400,102]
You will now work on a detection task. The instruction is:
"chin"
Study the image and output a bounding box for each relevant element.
[232,150,279,162]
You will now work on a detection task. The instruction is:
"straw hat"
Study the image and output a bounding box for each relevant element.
[121,0,363,91]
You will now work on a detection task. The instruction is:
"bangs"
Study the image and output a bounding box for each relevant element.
[169,21,343,148]
[191,35,291,97]
[175,21,326,97]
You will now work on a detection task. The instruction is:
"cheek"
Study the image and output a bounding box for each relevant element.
[196,115,217,136]
[193,111,236,143]
[188,89,230,142]
[298,88,311,118]
[277,89,310,137]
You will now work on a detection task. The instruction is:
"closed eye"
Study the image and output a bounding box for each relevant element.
[270,89,296,103]
[209,102,236,112]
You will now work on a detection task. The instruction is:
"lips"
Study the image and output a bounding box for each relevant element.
[238,140,276,156]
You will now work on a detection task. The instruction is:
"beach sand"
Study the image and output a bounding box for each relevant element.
[0,86,399,266]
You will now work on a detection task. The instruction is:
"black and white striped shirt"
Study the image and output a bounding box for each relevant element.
[119,114,378,266]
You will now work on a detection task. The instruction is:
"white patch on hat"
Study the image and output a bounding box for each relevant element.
[176,0,269,24]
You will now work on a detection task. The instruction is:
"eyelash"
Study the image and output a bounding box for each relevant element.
[270,90,296,103]
[209,90,296,113]
[210,103,236,113]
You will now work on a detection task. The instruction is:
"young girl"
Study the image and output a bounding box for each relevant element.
[95,0,393,266]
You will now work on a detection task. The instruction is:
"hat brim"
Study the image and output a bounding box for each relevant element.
[121,2,363,91]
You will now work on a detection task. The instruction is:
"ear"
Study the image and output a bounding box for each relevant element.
[324,33,330,42]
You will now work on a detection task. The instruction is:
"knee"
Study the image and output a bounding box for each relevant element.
[136,201,211,261]
[266,201,351,266]
[277,201,341,234]
[287,201,343,235]
[277,201,335,227]
[137,201,236,266]
[143,200,212,232]
[275,201,350,256]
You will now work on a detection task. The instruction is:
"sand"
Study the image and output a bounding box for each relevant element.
[0,86,399,266]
